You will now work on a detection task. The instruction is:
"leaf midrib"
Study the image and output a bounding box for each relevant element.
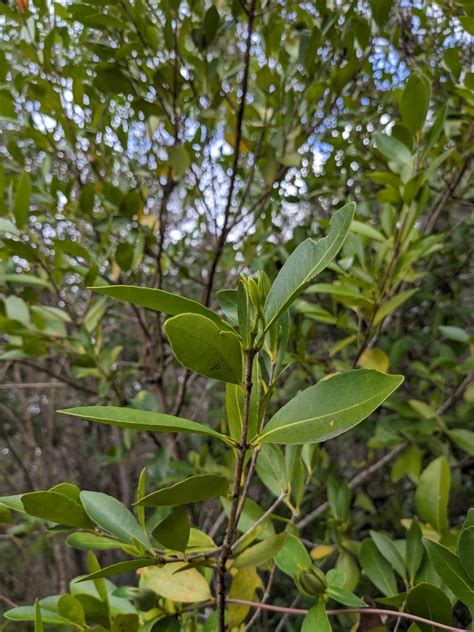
[259,385,395,441]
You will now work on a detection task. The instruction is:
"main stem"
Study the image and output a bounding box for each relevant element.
[216,349,256,631]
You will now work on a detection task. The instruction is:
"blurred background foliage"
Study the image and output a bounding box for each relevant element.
[0,0,472,628]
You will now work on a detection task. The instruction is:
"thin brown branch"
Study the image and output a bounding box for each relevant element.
[216,349,256,631]
[203,0,257,307]
[226,600,466,631]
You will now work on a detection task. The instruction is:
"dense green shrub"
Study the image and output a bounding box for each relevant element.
[0,0,472,630]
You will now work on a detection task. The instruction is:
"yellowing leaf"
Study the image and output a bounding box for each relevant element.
[358,348,389,372]
[141,563,211,603]
[310,544,335,560]
[228,568,262,627]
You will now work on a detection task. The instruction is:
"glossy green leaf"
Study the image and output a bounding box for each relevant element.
[216,289,238,323]
[80,491,149,548]
[274,534,312,578]
[77,559,155,582]
[233,532,288,568]
[400,74,431,134]
[264,202,355,330]
[406,517,424,583]
[165,313,243,384]
[137,474,229,506]
[415,456,450,533]
[458,526,474,581]
[141,563,211,603]
[152,506,190,552]
[59,406,233,446]
[359,539,398,597]
[257,370,403,445]
[14,172,31,229]
[89,285,231,330]
[370,530,406,579]
[423,538,474,607]
[21,491,93,529]
[302,602,332,632]
[406,582,451,632]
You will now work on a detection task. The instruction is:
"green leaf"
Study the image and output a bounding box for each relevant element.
[152,506,190,552]
[406,582,451,632]
[350,220,386,242]
[374,132,413,165]
[325,586,367,607]
[438,325,470,344]
[34,600,44,632]
[460,16,474,35]
[458,526,474,581]
[57,595,85,626]
[203,5,220,46]
[111,614,140,632]
[302,602,332,632]
[216,289,238,324]
[136,467,147,532]
[274,534,312,578]
[0,494,26,513]
[257,370,403,445]
[447,429,474,456]
[264,202,355,331]
[86,551,109,612]
[77,559,155,582]
[66,532,125,551]
[370,0,393,26]
[165,313,243,384]
[14,172,31,229]
[5,604,75,626]
[136,474,229,506]
[234,533,288,568]
[80,491,149,548]
[406,517,424,583]
[94,68,135,95]
[21,491,93,529]
[59,406,233,446]
[89,285,231,330]
[373,289,418,326]
[141,563,211,603]
[422,538,474,607]
[370,530,406,579]
[400,74,431,134]
[415,456,450,533]
[168,145,191,177]
[359,539,398,597]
